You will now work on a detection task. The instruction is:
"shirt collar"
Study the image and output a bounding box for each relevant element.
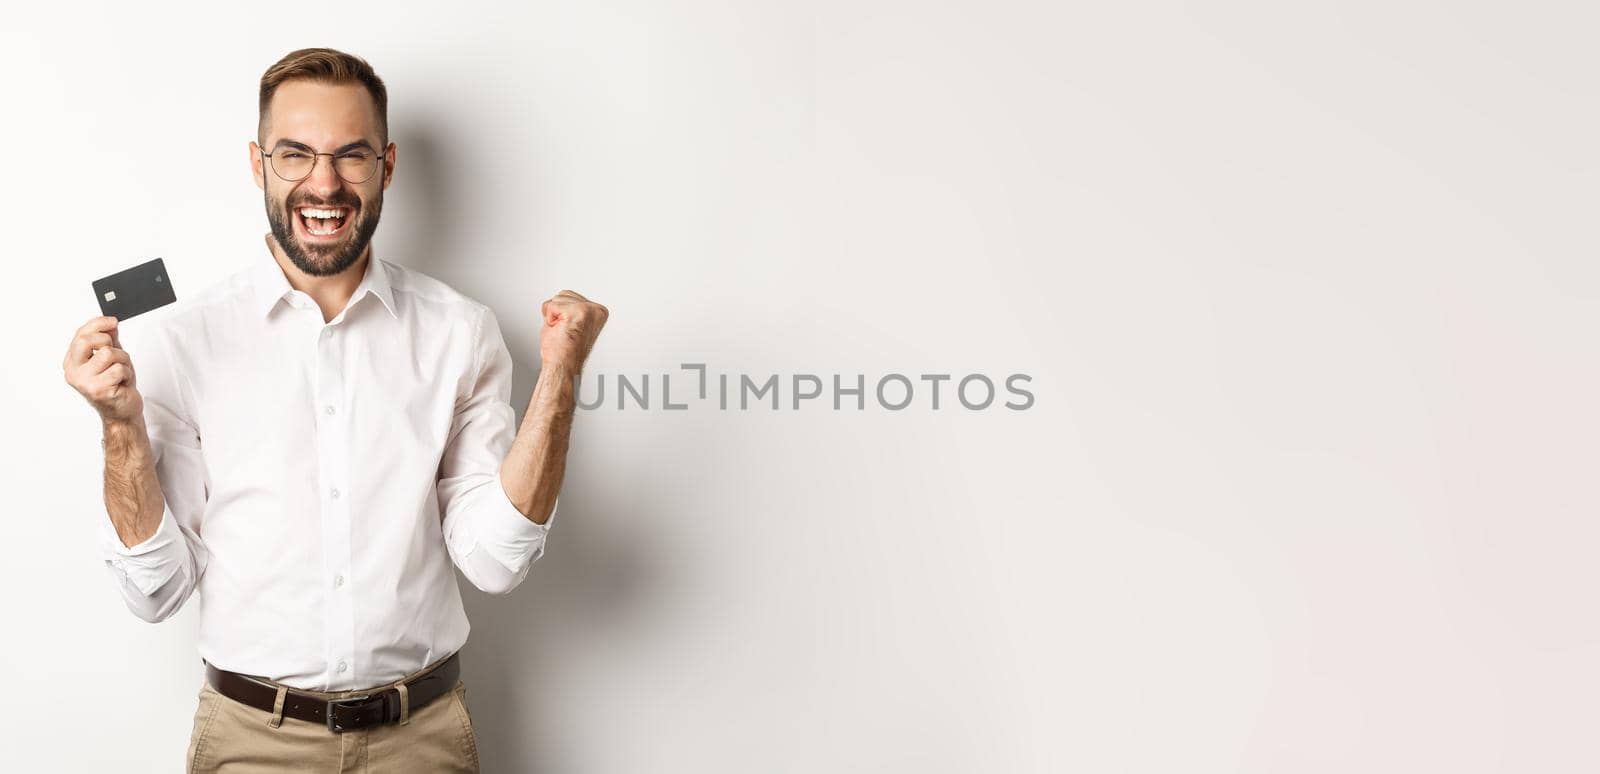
[252,241,397,321]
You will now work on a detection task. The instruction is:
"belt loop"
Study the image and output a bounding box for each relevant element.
[394,681,411,726]
[267,685,288,729]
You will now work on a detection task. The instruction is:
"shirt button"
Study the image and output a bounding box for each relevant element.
[330,488,341,499]
[325,405,335,415]
[336,661,347,673]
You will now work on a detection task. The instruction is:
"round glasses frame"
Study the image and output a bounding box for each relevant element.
[258,143,388,185]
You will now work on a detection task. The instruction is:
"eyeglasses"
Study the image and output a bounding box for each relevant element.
[259,143,386,184]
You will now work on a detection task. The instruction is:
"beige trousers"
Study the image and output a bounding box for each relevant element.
[185,661,480,773]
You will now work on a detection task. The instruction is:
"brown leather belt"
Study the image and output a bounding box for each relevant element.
[204,651,460,733]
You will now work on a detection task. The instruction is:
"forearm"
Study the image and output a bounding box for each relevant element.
[102,418,166,548]
[498,365,578,526]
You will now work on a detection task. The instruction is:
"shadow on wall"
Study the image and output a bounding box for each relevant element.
[387,120,663,773]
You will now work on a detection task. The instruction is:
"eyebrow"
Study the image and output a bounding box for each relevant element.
[272,139,378,154]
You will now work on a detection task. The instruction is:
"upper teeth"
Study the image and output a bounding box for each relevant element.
[299,208,343,219]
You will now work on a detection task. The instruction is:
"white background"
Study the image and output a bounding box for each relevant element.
[3,1,1596,771]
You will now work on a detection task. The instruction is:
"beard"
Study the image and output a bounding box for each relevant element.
[265,187,383,278]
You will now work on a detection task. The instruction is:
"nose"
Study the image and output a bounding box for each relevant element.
[302,153,344,196]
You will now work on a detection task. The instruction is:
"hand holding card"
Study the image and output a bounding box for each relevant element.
[67,258,175,425]
[63,314,142,426]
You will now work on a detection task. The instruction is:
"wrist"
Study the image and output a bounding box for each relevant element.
[102,416,146,438]
[539,361,583,385]
[530,364,580,420]
[101,417,148,450]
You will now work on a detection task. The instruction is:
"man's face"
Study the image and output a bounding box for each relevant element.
[251,80,395,277]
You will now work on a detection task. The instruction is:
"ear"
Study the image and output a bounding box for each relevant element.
[381,142,396,191]
[249,140,265,191]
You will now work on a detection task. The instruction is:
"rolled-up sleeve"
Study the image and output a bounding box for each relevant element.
[438,305,556,596]
[98,322,210,623]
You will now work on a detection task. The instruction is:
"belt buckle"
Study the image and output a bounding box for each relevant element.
[326,694,373,733]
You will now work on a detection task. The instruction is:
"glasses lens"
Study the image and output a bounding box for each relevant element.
[269,148,314,181]
[335,151,379,183]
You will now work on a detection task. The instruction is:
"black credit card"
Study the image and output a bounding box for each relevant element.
[93,258,176,320]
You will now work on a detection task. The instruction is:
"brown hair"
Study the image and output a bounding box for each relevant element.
[258,48,388,143]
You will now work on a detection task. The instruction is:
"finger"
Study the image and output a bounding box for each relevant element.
[556,289,588,302]
[70,331,117,366]
[93,347,132,377]
[85,331,114,351]
[76,315,119,339]
[544,300,573,325]
[90,362,130,393]
[70,317,119,363]
[79,346,117,377]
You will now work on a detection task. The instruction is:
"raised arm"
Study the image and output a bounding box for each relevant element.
[66,315,209,622]
[499,290,607,524]
[438,293,606,595]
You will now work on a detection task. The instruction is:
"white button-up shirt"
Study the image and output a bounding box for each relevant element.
[98,246,555,691]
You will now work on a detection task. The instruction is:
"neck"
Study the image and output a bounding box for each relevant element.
[263,232,369,317]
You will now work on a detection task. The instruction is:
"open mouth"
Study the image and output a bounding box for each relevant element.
[295,205,353,240]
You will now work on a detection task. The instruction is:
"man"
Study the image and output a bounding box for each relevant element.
[61,48,607,772]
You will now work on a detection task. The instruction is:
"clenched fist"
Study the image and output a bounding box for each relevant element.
[64,315,142,425]
[539,290,608,375]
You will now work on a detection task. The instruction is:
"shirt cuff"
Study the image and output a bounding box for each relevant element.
[474,473,555,573]
[100,503,186,596]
